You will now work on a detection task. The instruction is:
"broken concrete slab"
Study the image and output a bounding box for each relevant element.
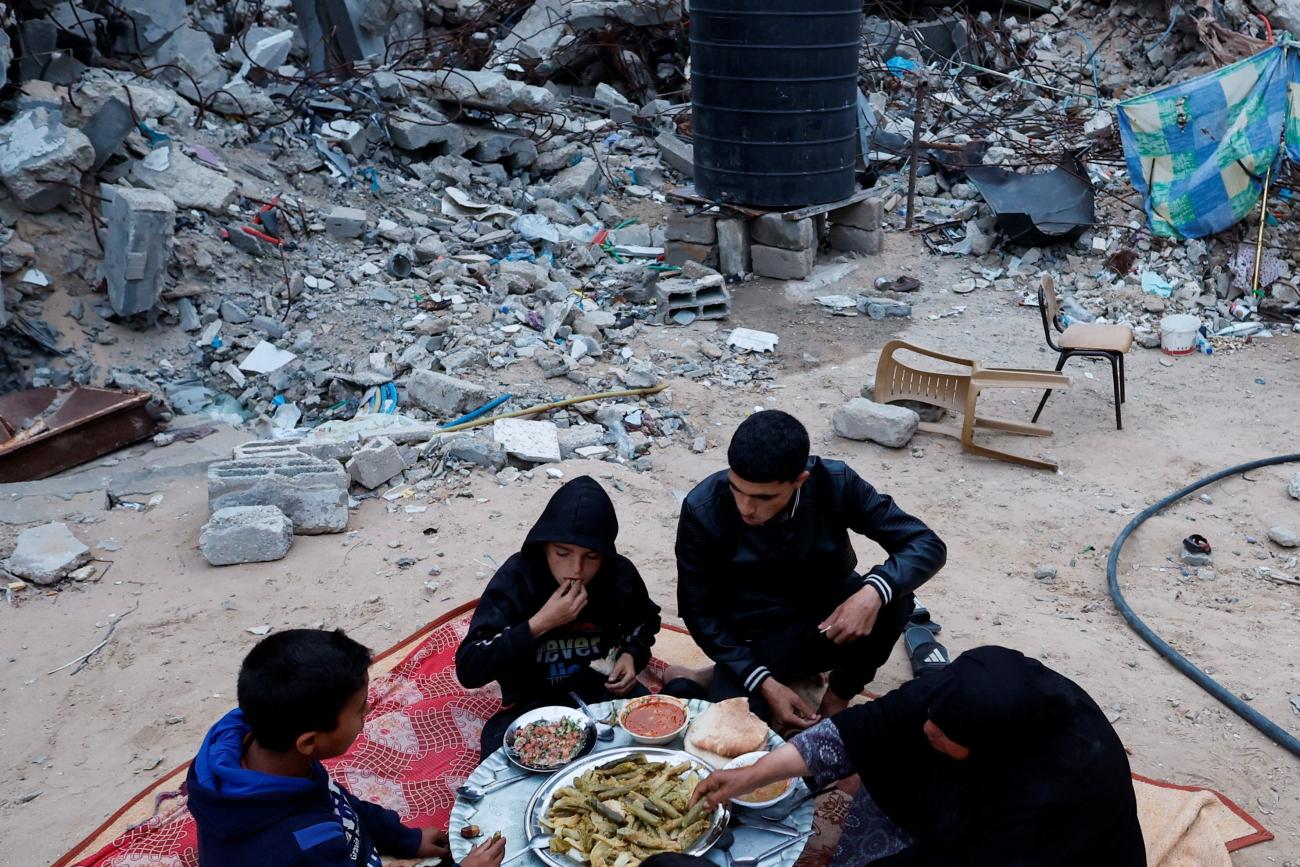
[387,111,468,155]
[409,68,557,114]
[444,433,508,470]
[345,436,407,489]
[154,26,229,105]
[200,505,294,566]
[129,147,237,214]
[4,521,91,585]
[207,456,349,534]
[493,418,561,463]
[229,27,294,71]
[546,159,603,200]
[102,185,176,317]
[114,0,186,54]
[82,98,135,170]
[655,131,693,177]
[833,398,918,448]
[406,370,490,417]
[558,423,607,458]
[0,107,94,213]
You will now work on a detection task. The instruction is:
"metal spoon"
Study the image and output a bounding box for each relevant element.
[730,831,813,867]
[456,771,531,802]
[501,834,552,865]
[569,691,616,741]
[714,829,736,867]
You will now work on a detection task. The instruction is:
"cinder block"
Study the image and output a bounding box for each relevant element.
[750,214,816,252]
[666,213,717,245]
[655,274,731,320]
[829,198,884,231]
[717,218,750,278]
[827,225,884,255]
[233,438,311,461]
[751,244,815,280]
[207,456,349,535]
[103,184,175,317]
[664,240,719,270]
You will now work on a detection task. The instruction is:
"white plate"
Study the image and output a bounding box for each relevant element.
[504,706,598,772]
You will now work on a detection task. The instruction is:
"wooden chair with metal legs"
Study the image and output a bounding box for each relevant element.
[1031,275,1133,430]
[875,340,1072,471]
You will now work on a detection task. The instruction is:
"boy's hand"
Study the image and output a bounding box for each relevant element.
[416,827,450,858]
[462,834,507,867]
[606,652,638,695]
[818,585,882,645]
[528,580,588,637]
[759,678,820,732]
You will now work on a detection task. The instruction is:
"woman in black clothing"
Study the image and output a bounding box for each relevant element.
[693,646,1146,866]
[455,476,661,761]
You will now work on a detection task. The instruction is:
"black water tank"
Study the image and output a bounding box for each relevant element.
[690,0,862,209]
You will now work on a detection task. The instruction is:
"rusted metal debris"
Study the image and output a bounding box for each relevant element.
[0,387,156,483]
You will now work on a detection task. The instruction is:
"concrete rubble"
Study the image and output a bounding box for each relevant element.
[200,505,295,566]
[833,398,919,449]
[3,522,92,585]
[0,0,1297,578]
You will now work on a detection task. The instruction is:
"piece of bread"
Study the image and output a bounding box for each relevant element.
[684,697,768,759]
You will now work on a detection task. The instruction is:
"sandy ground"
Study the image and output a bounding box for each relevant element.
[3,234,1299,866]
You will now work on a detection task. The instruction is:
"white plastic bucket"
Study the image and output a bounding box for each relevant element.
[1160,314,1200,355]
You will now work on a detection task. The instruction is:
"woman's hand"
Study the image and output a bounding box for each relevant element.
[605,652,639,696]
[690,743,812,809]
[416,827,450,858]
[461,834,507,867]
[690,766,760,809]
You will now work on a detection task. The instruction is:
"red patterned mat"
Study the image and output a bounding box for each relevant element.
[54,604,1272,867]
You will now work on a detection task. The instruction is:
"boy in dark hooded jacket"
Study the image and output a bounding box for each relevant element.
[456,476,662,759]
[187,628,506,867]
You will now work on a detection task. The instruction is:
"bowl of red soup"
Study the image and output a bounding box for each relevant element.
[618,695,690,744]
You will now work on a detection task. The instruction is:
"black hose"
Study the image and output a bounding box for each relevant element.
[1106,453,1300,760]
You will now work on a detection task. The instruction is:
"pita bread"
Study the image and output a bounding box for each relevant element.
[684,697,768,759]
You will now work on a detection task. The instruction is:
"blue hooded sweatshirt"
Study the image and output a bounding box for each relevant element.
[186,709,422,866]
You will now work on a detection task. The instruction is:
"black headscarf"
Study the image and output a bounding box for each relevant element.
[925,646,1075,754]
[831,646,1146,867]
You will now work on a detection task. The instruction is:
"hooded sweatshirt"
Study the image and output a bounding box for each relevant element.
[186,709,421,867]
[455,476,661,706]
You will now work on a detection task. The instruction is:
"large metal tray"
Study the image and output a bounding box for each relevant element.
[524,746,731,867]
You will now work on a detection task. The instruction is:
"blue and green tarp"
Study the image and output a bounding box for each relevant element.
[1118,42,1300,239]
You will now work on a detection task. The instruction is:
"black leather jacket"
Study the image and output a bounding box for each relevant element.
[675,457,946,693]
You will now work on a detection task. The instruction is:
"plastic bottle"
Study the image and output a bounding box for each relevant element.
[1060,294,1096,323]
[1195,336,1213,355]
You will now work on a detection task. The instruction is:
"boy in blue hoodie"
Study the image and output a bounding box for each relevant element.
[187,628,506,867]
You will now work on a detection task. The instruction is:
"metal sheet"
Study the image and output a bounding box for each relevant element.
[0,387,156,483]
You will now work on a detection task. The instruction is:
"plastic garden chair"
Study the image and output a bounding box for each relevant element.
[875,340,1072,471]
[1032,275,1133,430]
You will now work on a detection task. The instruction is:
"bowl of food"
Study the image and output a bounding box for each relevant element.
[618,695,691,745]
[722,751,795,809]
[504,706,597,772]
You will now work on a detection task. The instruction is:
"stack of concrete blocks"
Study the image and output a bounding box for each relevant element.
[655,271,731,321]
[207,453,350,534]
[664,213,719,271]
[826,198,885,256]
[750,214,818,280]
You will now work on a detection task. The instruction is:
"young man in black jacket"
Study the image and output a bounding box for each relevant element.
[456,476,661,759]
[674,410,947,732]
